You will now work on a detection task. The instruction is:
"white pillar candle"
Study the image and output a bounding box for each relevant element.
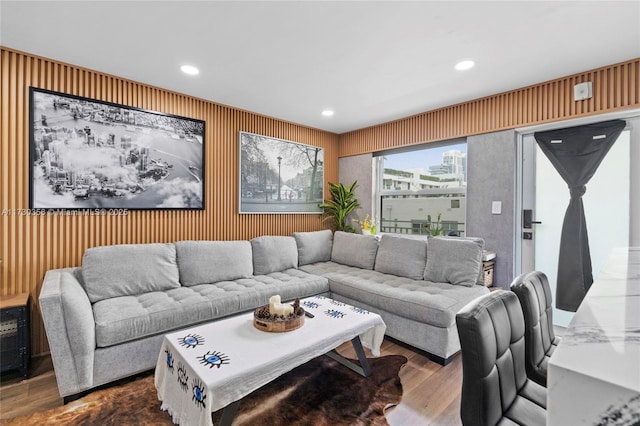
[268,295,293,316]
[269,295,284,315]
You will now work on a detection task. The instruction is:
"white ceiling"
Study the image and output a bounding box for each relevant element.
[1,1,639,134]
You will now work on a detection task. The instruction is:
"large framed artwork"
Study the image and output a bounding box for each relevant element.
[239,132,324,214]
[29,87,205,210]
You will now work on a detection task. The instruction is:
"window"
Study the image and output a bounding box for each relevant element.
[374,140,467,236]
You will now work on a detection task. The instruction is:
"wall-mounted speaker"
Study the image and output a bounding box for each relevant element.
[574,81,593,101]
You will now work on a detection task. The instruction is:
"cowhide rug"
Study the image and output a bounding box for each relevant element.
[2,355,407,426]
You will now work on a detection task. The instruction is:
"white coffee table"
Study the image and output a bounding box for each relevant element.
[154,295,386,426]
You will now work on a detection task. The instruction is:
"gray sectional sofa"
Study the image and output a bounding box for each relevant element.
[39,230,488,398]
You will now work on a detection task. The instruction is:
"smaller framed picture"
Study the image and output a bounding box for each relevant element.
[239,132,324,214]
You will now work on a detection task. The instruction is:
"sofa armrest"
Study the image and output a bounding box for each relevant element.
[39,268,96,397]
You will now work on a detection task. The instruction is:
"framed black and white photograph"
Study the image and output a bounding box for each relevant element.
[239,132,324,214]
[29,87,205,210]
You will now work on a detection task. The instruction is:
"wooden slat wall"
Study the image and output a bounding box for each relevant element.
[339,59,640,157]
[3,47,639,356]
[0,47,339,356]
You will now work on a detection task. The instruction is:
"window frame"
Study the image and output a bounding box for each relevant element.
[373,139,467,236]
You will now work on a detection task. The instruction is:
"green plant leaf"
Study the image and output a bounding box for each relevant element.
[319,181,360,232]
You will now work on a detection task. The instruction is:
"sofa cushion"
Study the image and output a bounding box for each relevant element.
[466,237,487,285]
[331,231,379,270]
[435,236,485,285]
[92,269,329,347]
[175,240,253,286]
[81,243,180,303]
[375,234,428,280]
[442,236,486,285]
[251,236,298,275]
[293,230,333,266]
[424,237,483,287]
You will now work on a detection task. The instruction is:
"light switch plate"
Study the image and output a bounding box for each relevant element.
[491,201,502,215]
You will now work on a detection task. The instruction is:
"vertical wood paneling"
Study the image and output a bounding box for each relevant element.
[0,47,339,355]
[340,58,640,156]
[3,47,638,356]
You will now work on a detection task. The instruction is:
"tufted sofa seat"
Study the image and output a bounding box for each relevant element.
[300,262,486,328]
[93,269,328,348]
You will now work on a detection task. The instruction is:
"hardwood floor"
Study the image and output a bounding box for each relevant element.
[338,338,463,426]
[0,355,62,420]
[0,338,463,425]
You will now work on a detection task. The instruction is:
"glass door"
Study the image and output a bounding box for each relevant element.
[518,129,630,327]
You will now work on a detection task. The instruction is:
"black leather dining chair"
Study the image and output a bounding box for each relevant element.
[510,271,560,387]
[456,290,547,426]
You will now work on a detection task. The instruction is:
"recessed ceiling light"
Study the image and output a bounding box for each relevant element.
[322,110,334,117]
[455,60,475,71]
[180,65,199,75]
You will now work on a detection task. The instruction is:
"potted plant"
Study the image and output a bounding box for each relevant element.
[425,213,444,236]
[319,181,360,232]
[353,214,377,235]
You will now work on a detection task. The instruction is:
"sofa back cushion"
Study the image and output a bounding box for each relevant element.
[293,230,333,266]
[175,240,253,286]
[375,234,428,279]
[464,237,487,285]
[251,236,298,275]
[423,237,483,287]
[82,243,180,303]
[440,236,486,285]
[331,231,379,270]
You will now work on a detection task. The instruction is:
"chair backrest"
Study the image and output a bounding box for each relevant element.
[510,271,556,386]
[456,290,528,426]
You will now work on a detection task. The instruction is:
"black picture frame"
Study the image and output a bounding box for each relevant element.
[29,87,205,210]
[239,132,324,214]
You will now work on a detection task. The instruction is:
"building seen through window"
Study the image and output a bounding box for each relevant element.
[375,140,467,236]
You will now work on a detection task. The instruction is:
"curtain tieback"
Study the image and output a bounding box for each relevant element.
[569,185,586,198]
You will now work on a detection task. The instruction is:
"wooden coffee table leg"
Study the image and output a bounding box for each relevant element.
[326,336,372,377]
[218,400,240,426]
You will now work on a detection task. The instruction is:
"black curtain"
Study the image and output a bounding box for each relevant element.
[534,119,626,312]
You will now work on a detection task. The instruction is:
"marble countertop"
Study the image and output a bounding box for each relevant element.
[547,247,640,425]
